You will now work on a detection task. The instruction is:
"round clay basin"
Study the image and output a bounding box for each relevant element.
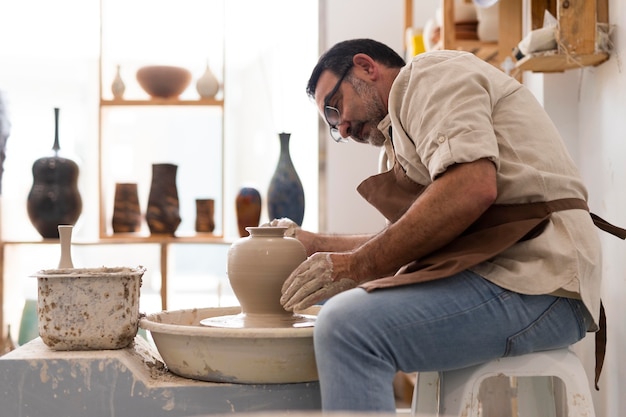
[140,306,319,384]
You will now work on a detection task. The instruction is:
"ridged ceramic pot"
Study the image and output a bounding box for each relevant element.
[227,227,306,317]
[146,163,181,235]
[112,182,141,233]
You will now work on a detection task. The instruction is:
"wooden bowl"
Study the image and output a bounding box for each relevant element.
[136,65,192,99]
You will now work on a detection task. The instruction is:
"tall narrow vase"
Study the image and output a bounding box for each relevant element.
[267,132,305,225]
[146,163,181,235]
[27,108,82,239]
[111,64,126,99]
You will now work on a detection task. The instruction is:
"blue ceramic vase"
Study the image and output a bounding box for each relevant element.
[267,132,304,225]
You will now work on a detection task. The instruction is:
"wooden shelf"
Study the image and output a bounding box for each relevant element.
[516,51,609,73]
[97,234,230,244]
[515,0,609,73]
[100,98,224,106]
[405,0,609,74]
[1,235,231,246]
[451,40,500,63]
[441,0,523,74]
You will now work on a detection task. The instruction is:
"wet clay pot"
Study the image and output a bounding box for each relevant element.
[227,227,306,319]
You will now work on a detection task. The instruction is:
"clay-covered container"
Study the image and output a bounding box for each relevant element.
[34,266,146,350]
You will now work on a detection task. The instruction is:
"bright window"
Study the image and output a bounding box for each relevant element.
[0,0,319,330]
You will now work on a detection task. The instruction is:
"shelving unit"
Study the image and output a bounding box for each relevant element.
[405,0,610,74]
[440,0,522,73]
[0,0,231,342]
[96,0,228,311]
[515,0,609,72]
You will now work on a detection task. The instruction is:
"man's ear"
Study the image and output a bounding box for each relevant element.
[352,53,378,80]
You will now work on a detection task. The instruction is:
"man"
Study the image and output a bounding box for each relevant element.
[275,39,604,412]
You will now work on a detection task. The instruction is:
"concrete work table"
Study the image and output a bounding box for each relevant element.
[0,337,321,416]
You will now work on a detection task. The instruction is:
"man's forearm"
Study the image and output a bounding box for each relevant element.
[296,229,373,256]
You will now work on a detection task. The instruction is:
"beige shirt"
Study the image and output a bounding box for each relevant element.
[380,50,602,328]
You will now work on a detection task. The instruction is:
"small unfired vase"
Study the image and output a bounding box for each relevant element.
[111,65,126,99]
[196,62,219,99]
[227,227,306,317]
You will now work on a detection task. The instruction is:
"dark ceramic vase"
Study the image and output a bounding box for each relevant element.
[112,182,142,233]
[27,108,82,239]
[235,187,261,237]
[195,198,215,233]
[267,132,304,225]
[146,163,181,235]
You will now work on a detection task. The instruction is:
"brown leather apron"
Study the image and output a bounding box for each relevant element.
[356,158,626,389]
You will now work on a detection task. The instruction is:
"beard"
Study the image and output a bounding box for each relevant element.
[348,76,388,147]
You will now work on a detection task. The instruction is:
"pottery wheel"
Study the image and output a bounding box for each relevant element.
[200,312,316,329]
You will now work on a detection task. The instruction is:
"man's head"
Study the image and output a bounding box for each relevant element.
[306,39,405,146]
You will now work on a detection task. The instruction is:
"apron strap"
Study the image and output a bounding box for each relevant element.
[595,302,606,390]
[590,212,626,239]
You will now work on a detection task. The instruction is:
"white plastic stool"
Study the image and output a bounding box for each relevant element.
[411,348,596,417]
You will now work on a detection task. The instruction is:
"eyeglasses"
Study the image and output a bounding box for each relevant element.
[323,66,352,143]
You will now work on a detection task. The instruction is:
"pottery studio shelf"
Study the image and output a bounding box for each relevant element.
[405,0,610,76]
[100,98,224,106]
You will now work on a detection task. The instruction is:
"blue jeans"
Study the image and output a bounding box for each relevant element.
[313,270,589,412]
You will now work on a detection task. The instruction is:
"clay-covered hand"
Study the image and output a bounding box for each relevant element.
[281,253,357,312]
[261,217,300,237]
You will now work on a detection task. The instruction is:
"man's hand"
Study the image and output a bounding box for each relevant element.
[281,253,357,311]
[261,217,299,237]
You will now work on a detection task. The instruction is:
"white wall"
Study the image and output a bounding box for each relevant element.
[572,2,626,414]
[321,1,626,416]
[321,0,406,234]
[520,3,625,416]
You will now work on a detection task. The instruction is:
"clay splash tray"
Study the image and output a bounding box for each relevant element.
[140,306,319,384]
[199,312,316,329]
